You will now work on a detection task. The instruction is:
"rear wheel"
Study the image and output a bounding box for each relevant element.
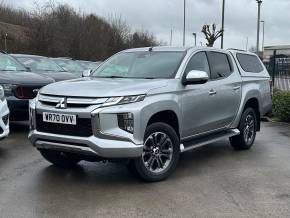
[127,122,180,182]
[39,149,80,168]
[230,107,257,150]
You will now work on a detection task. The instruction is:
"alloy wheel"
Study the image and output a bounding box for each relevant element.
[142,132,174,174]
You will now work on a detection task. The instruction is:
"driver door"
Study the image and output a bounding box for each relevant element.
[181,52,222,138]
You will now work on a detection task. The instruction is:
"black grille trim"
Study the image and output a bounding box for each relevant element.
[36,113,93,137]
[14,86,42,99]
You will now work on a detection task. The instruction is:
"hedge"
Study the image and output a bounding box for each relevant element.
[272,89,290,122]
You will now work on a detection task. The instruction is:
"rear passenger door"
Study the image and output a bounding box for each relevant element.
[206,51,242,129]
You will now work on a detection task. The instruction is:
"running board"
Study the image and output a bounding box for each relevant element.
[180,129,240,153]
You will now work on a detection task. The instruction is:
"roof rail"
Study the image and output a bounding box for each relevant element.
[227,48,246,52]
[0,50,7,54]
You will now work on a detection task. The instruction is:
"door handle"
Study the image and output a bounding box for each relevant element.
[209,89,217,95]
[233,86,240,91]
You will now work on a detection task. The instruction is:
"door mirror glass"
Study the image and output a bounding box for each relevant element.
[183,70,209,85]
[82,69,92,77]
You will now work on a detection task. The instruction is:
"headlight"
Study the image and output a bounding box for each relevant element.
[0,86,4,101]
[1,84,16,96]
[102,95,145,107]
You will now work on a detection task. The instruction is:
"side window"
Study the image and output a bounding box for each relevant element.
[185,52,210,75]
[207,52,232,79]
[236,53,264,73]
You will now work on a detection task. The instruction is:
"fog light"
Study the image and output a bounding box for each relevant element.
[117,113,134,133]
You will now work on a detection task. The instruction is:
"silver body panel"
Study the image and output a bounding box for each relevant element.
[0,99,9,139]
[28,47,272,158]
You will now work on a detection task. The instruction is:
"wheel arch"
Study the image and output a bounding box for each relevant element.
[242,97,261,131]
[146,110,180,139]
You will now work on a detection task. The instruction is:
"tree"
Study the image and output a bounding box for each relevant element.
[201,24,223,47]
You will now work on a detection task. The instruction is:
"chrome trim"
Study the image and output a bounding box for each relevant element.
[38,94,107,105]
[35,140,98,156]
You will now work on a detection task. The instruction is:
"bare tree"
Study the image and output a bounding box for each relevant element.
[201,24,223,47]
[0,1,159,60]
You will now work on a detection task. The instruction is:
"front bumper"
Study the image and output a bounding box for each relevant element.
[28,98,145,158]
[28,130,143,158]
[0,99,10,139]
[6,96,29,121]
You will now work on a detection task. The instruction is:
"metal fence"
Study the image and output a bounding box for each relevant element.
[264,54,290,91]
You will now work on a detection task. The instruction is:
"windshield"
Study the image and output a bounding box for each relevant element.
[91,51,185,79]
[54,59,85,72]
[15,56,65,72]
[0,54,27,71]
[77,61,101,70]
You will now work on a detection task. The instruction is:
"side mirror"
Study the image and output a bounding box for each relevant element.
[183,70,209,85]
[26,67,31,72]
[82,69,92,77]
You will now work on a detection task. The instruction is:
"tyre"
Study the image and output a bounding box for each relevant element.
[39,149,80,168]
[127,122,180,182]
[230,107,257,150]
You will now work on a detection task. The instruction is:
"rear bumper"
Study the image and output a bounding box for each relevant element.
[28,130,143,158]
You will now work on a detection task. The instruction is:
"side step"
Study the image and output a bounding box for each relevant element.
[180,129,240,153]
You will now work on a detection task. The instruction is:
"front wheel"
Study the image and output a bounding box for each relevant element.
[127,122,180,182]
[230,107,257,150]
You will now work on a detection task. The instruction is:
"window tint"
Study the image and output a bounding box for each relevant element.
[185,52,210,75]
[207,52,232,79]
[236,53,264,73]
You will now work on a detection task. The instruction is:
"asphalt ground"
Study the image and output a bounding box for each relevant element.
[0,121,290,218]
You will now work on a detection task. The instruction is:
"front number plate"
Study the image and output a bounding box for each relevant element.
[43,112,77,125]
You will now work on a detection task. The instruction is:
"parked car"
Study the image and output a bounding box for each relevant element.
[53,58,85,77]
[11,54,77,82]
[0,53,55,121]
[0,85,9,139]
[28,47,272,182]
[76,60,102,70]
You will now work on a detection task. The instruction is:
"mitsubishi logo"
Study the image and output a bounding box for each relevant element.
[55,98,67,109]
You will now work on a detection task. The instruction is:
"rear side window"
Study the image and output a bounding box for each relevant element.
[236,53,264,73]
[207,52,232,79]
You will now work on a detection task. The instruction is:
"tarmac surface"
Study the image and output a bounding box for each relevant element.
[0,122,290,218]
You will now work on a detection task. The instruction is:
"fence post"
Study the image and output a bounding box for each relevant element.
[272,50,276,89]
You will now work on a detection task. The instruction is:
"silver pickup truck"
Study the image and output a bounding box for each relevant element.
[29,47,272,182]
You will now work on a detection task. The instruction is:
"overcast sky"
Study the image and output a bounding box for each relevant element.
[6,0,290,50]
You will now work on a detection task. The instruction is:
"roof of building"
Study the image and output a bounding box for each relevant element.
[264,45,290,50]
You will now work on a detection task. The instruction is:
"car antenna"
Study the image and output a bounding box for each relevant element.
[148,47,154,52]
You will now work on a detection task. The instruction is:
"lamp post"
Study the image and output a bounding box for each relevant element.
[221,0,225,49]
[256,0,262,54]
[192,32,196,46]
[260,20,265,53]
[170,28,173,46]
[183,0,186,46]
[4,33,7,52]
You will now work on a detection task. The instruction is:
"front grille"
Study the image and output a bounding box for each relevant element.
[2,114,9,125]
[39,101,91,108]
[36,114,93,137]
[14,86,41,99]
[38,94,106,108]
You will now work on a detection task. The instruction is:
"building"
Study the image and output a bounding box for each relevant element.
[263,45,290,60]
